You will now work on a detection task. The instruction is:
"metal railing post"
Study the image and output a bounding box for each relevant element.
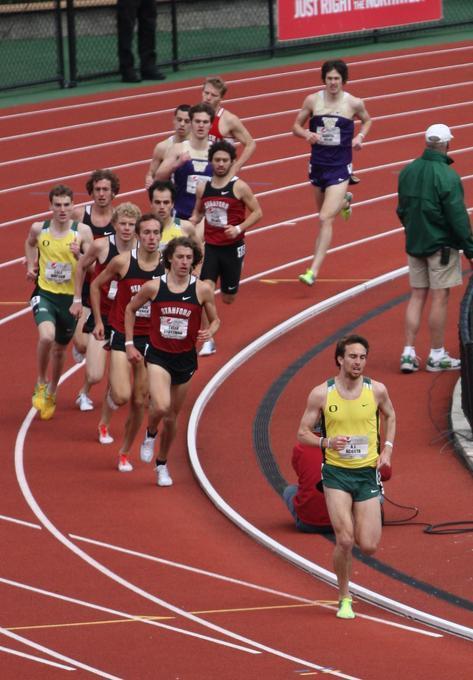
[171,0,179,71]
[54,0,67,87]
[268,0,276,57]
[65,0,78,86]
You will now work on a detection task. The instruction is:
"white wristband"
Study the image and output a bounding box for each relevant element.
[359,132,365,139]
[73,297,82,304]
[234,225,242,235]
[124,340,134,347]
[384,441,393,448]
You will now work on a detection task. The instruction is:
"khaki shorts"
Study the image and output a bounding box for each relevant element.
[408,249,461,289]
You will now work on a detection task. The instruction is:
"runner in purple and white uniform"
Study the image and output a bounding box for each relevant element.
[293,59,371,286]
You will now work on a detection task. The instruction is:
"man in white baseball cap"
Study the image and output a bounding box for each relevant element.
[425,123,453,143]
[397,122,473,374]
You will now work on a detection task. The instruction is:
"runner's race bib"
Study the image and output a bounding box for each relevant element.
[136,301,151,318]
[107,279,118,300]
[160,316,189,340]
[317,124,341,146]
[206,205,228,228]
[339,436,369,460]
[45,260,72,283]
[186,174,211,195]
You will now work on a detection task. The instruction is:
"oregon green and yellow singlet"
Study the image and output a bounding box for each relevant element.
[160,218,185,251]
[322,377,379,469]
[37,220,78,295]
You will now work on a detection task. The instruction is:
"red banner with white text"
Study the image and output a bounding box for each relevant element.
[277,0,443,41]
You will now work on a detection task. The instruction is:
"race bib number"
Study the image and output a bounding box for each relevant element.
[206,205,228,228]
[339,436,369,460]
[45,260,72,283]
[317,124,341,146]
[107,279,118,300]
[136,301,151,318]
[237,243,246,258]
[186,174,211,195]
[160,316,189,340]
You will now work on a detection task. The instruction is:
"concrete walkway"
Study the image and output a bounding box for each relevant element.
[450,379,473,473]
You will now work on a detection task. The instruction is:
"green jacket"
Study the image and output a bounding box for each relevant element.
[397,148,473,258]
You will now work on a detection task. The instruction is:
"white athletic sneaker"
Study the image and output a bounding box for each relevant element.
[199,339,216,356]
[118,454,133,472]
[140,431,157,463]
[156,463,173,487]
[72,345,85,364]
[76,392,94,411]
[426,352,461,372]
[400,354,420,374]
[98,423,114,445]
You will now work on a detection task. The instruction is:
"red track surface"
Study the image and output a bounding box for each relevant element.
[1,41,472,679]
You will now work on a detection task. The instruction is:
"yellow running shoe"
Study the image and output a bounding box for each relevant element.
[32,383,47,412]
[298,269,315,286]
[40,392,56,421]
[340,192,353,221]
[336,596,355,619]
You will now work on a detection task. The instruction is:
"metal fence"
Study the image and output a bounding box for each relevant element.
[1,0,473,91]
[0,0,66,89]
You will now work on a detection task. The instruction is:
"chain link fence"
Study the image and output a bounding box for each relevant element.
[1,0,472,91]
[0,0,66,89]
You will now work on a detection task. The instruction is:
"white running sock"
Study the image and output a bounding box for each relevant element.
[429,347,445,360]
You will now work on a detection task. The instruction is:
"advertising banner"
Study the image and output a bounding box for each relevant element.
[278,0,443,42]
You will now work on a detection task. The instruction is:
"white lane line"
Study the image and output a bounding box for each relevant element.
[0,43,471,121]
[0,228,400,334]
[241,228,405,281]
[0,645,75,671]
[69,535,442,638]
[0,224,404,328]
[2,75,472,171]
[0,521,440,640]
[3,132,473,200]
[0,307,30,327]
[0,247,450,647]
[0,513,41,530]
[0,47,472,122]
[0,256,24,268]
[0,193,470,305]
[1,201,470,330]
[2,108,473,196]
[254,121,473,147]
[15,372,362,680]
[2,138,473,233]
[0,128,173,168]
[0,577,258,655]
[242,97,473,127]
[0,626,121,679]
[2,61,473,144]
[70,533,318,604]
[187,271,473,642]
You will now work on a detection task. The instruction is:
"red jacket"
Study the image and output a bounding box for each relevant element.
[292,443,331,527]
